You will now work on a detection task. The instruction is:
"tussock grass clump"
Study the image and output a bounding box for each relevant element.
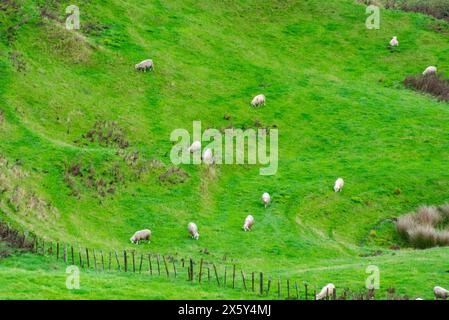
[404,74,449,103]
[396,205,449,248]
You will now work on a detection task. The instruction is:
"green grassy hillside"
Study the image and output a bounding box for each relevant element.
[1,0,449,299]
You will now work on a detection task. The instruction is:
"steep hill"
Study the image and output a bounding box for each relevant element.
[1,0,449,299]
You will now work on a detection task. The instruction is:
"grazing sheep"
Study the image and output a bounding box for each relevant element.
[202,148,213,165]
[243,215,255,231]
[188,222,199,240]
[130,229,151,244]
[423,66,437,76]
[415,298,423,300]
[188,141,201,153]
[389,36,399,47]
[334,178,344,192]
[251,94,266,107]
[135,59,154,72]
[316,283,335,300]
[261,192,271,208]
[434,286,449,300]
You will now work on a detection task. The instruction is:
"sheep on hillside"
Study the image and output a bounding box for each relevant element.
[334,178,344,192]
[130,229,151,244]
[202,148,214,165]
[188,222,200,240]
[261,192,271,208]
[316,283,335,300]
[135,59,154,72]
[434,286,449,300]
[389,36,399,47]
[188,141,201,153]
[243,215,255,231]
[423,66,437,76]
[251,94,266,107]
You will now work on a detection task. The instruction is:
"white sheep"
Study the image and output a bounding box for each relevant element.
[434,286,449,300]
[188,141,201,153]
[130,229,151,244]
[188,222,199,240]
[251,94,266,107]
[243,215,255,231]
[135,59,154,72]
[389,36,399,47]
[316,283,335,300]
[202,148,214,165]
[334,178,344,192]
[261,192,271,208]
[423,66,437,76]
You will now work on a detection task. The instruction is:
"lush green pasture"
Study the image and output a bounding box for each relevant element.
[1,0,449,299]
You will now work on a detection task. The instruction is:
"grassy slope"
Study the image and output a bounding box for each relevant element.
[1,0,449,298]
[0,253,262,299]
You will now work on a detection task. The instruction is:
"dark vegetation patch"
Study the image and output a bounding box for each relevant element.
[0,0,31,46]
[396,205,449,249]
[82,21,110,37]
[404,74,449,103]
[0,155,59,220]
[385,0,449,22]
[0,109,4,125]
[360,0,449,23]
[159,167,189,185]
[9,50,26,73]
[0,221,34,259]
[218,119,278,135]
[81,120,129,149]
[64,159,128,199]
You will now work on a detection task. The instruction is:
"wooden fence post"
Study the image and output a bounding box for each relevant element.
[260,272,264,295]
[208,267,211,282]
[157,254,161,276]
[232,264,236,289]
[213,264,220,286]
[199,258,204,283]
[71,246,74,265]
[267,277,272,297]
[132,251,136,273]
[56,242,59,260]
[93,249,97,272]
[123,250,128,272]
[241,270,247,291]
[189,258,193,281]
[277,276,281,299]
[148,254,153,275]
[139,254,143,273]
[115,250,121,271]
[224,266,227,287]
[295,282,299,300]
[252,272,255,292]
[100,251,105,271]
[63,245,67,263]
[86,248,90,269]
[287,279,290,300]
[173,260,177,278]
[305,283,308,300]
[78,248,83,268]
[163,256,169,277]
[108,251,111,271]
